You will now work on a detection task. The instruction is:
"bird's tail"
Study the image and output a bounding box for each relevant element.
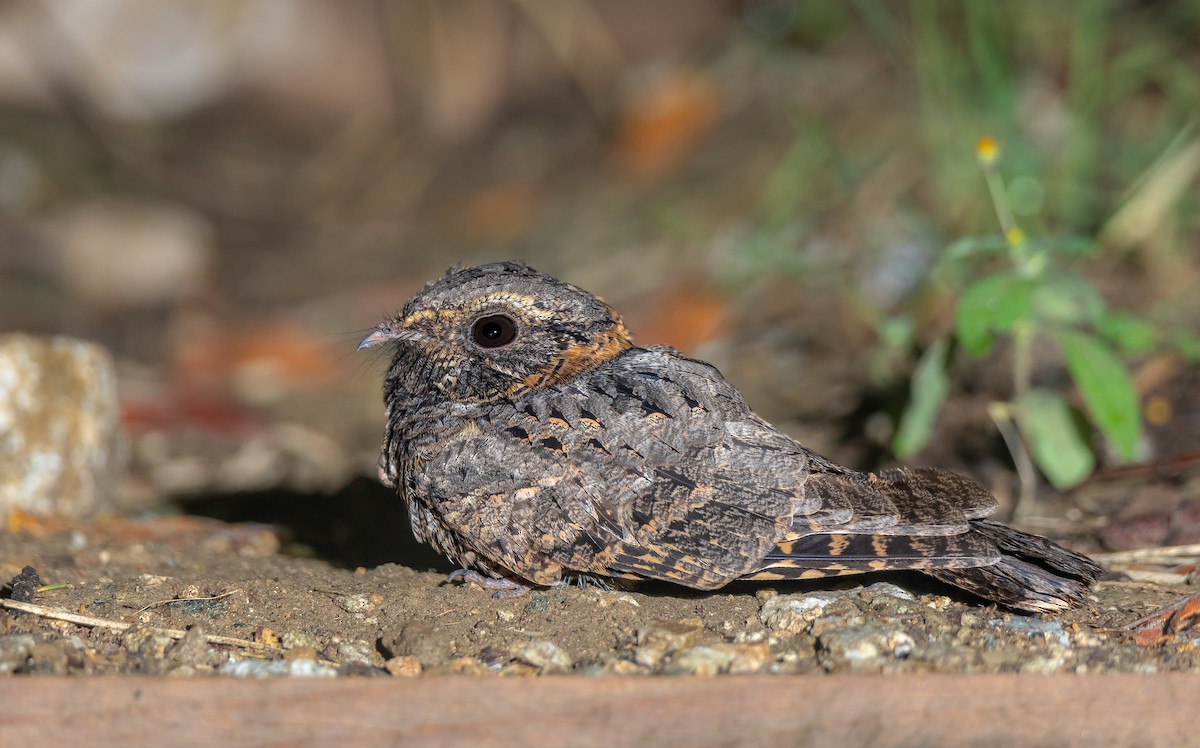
[745,519,1101,612]
[924,519,1102,612]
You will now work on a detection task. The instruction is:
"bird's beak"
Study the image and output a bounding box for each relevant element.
[357,324,426,351]
[357,329,391,350]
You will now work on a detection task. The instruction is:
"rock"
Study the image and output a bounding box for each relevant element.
[445,657,487,675]
[809,609,869,638]
[634,618,703,668]
[0,634,35,673]
[380,621,456,666]
[999,618,1071,649]
[759,591,851,635]
[332,639,375,666]
[166,625,214,669]
[384,655,422,677]
[664,645,736,676]
[0,334,122,517]
[866,587,934,625]
[1019,654,1070,674]
[915,640,978,673]
[581,657,648,676]
[221,658,338,678]
[24,637,86,675]
[518,640,573,673]
[122,626,177,659]
[862,581,917,602]
[47,200,214,308]
[283,647,320,662]
[523,593,550,614]
[818,624,915,668]
[281,631,324,651]
[332,593,379,615]
[664,642,772,676]
[726,641,773,674]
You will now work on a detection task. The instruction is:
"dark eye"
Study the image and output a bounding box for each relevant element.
[471,314,518,348]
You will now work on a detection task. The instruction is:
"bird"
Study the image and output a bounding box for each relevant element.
[360,261,1101,612]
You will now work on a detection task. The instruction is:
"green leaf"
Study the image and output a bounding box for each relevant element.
[1056,236,1097,256]
[944,235,1009,261]
[1056,330,1140,460]
[876,315,914,350]
[955,273,1036,356]
[1175,331,1200,363]
[893,339,951,458]
[1019,389,1095,488]
[1098,312,1157,356]
[1032,273,1105,326]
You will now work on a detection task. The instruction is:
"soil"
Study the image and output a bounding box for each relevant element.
[2,503,1197,678]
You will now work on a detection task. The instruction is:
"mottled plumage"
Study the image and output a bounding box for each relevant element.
[362,262,1100,612]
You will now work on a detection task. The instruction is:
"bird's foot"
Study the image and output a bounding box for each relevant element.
[446,569,531,599]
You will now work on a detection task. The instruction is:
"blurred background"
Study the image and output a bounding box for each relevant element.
[2,0,1199,559]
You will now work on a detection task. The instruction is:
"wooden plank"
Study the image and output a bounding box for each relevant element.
[0,675,1193,747]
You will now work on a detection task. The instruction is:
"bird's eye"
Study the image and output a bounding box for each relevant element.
[471,314,518,348]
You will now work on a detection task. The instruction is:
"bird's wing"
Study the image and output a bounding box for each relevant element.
[415,346,833,588]
[417,347,1006,590]
[744,467,1005,580]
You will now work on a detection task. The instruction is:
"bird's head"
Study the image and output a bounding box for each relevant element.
[361,262,633,402]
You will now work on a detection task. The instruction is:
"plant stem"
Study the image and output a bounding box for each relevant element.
[1008,322,1038,521]
[983,163,1017,235]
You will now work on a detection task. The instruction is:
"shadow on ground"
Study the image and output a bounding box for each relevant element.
[177,477,453,572]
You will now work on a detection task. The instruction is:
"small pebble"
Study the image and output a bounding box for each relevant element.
[333,593,377,614]
[0,634,35,673]
[385,655,422,677]
[665,642,771,676]
[818,624,915,668]
[166,625,213,667]
[221,658,337,678]
[283,646,320,662]
[122,626,176,659]
[634,618,703,668]
[445,657,487,675]
[999,618,1071,649]
[665,645,736,676]
[333,639,375,666]
[519,640,574,673]
[281,631,324,650]
[759,592,849,634]
[381,621,456,666]
[862,582,917,601]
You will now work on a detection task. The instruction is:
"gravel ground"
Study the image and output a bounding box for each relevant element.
[2,515,1196,678]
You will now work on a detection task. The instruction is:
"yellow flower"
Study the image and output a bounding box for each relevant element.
[1005,226,1025,246]
[976,136,1000,166]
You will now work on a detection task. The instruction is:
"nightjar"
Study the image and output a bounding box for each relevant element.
[361,261,1100,611]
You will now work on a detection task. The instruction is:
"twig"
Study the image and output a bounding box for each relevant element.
[0,599,282,655]
[1119,570,1191,586]
[1092,544,1200,565]
[1120,591,1200,632]
[1095,579,1186,594]
[133,589,242,617]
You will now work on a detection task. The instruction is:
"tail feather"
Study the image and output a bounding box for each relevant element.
[764,464,1101,612]
[925,520,1102,612]
[746,519,1100,612]
[760,530,1000,569]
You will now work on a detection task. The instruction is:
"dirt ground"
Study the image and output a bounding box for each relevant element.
[2,502,1197,678]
